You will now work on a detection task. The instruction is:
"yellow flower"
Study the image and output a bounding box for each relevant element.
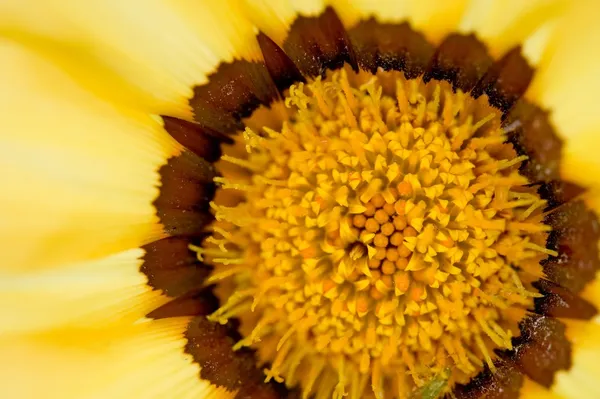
[1,0,600,398]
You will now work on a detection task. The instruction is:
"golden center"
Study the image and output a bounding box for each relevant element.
[195,68,555,399]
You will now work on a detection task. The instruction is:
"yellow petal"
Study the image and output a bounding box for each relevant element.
[553,320,600,398]
[236,0,467,56]
[0,0,261,118]
[0,317,234,399]
[458,0,566,61]
[580,274,600,326]
[0,40,179,271]
[236,0,326,46]
[335,0,469,43]
[521,377,563,399]
[0,248,168,334]
[526,0,600,191]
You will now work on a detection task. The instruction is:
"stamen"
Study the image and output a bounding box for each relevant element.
[242,127,264,153]
[213,177,251,191]
[197,68,555,399]
[220,154,262,171]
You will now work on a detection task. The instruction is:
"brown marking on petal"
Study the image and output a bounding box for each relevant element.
[155,150,216,237]
[509,315,571,387]
[185,317,285,398]
[542,200,600,293]
[257,32,306,93]
[453,357,523,399]
[162,116,233,162]
[542,245,600,294]
[190,61,279,134]
[472,47,534,113]
[533,279,598,319]
[283,6,358,77]
[148,289,219,319]
[538,180,586,211]
[423,34,493,92]
[504,102,563,182]
[141,237,210,297]
[348,19,434,79]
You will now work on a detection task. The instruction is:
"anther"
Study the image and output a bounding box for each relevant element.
[199,68,555,399]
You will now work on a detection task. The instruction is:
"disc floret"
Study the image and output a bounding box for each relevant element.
[196,69,553,399]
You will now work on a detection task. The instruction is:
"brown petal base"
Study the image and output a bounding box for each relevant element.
[149,6,600,398]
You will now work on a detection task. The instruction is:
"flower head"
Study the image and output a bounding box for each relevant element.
[2,1,600,399]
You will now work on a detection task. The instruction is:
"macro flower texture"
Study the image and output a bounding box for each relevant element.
[2,0,600,398]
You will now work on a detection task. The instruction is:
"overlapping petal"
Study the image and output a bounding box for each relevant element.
[458,0,566,60]
[0,0,261,118]
[551,320,600,398]
[334,0,469,43]
[0,318,234,399]
[234,0,325,45]
[236,0,468,46]
[526,0,600,195]
[0,40,181,272]
[0,1,598,398]
[0,249,168,334]
[521,378,563,399]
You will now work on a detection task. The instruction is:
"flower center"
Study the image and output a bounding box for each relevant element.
[195,68,555,399]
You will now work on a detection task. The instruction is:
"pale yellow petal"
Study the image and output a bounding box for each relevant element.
[0,0,261,118]
[0,40,179,271]
[237,0,467,53]
[552,320,600,399]
[580,273,600,324]
[0,248,169,334]
[459,0,566,62]
[0,318,235,399]
[235,0,326,46]
[526,0,600,190]
[335,0,469,43]
[521,377,563,399]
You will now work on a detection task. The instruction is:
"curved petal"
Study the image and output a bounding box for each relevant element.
[458,0,566,61]
[521,378,563,399]
[0,40,178,272]
[0,317,235,399]
[551,320,600,399]
[581,275,600,319]
[0,0,261,118]
[335,0,469,43]
[526,0,600,192]
[235,0,468,55]
[0,248,169,334]
[235,0,326,46]
[238,0,558,65]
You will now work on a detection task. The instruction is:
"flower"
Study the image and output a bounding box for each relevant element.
[1,0,600,398]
